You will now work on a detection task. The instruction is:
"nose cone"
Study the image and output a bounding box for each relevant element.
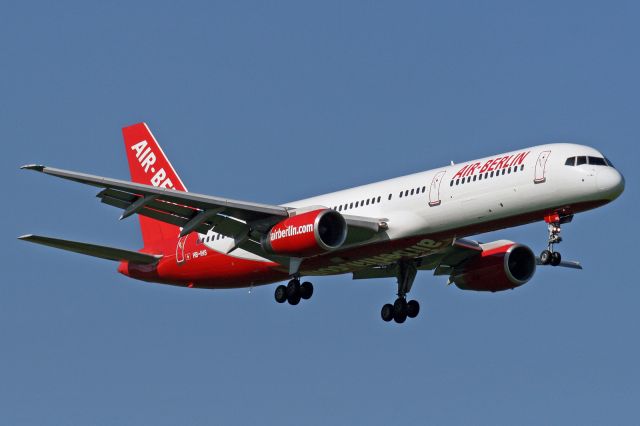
[597,168,625,200]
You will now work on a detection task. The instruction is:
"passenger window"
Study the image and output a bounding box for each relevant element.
[576,156,587,165]
[450,180,454,186]
[520,165,524,171]
[405,190,409,197]
[388,194,392,200]
[490,171,494,178]
[377,196,381,203]
[410,189,414,195]
[501,169,506,175]
[588,156,607,166]
[456,179,460,185]
[399,192,403,198]
[422,186,426,193]
[350,202,353,209]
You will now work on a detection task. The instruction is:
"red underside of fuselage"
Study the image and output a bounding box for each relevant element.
[118,199,609,289]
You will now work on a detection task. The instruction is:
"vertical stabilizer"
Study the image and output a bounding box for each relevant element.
[122,123,187,250]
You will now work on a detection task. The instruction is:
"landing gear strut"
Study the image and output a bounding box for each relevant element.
[539,213,572,267]
[274,278,314,305]
[381,260,421,324]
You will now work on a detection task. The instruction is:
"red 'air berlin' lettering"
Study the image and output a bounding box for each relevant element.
[452,151,531,178]
[452,165,469,180]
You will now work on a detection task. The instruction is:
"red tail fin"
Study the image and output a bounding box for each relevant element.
[122,122,187,250]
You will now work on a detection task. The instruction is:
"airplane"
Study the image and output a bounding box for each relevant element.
[19,123,625,324]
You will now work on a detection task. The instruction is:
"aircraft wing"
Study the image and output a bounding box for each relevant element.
[352,238,482,280]
[353,238,582,280]
[21,165,388,248]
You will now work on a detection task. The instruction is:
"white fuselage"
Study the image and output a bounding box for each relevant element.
[202,143,624,274]
[290,143,623,238]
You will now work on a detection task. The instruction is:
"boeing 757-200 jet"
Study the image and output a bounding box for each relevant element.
[20,123,625,324]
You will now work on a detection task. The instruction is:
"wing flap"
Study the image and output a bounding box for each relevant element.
[18,234,162,264]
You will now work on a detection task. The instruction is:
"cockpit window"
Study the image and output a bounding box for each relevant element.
[605,157,615,168]
[588,156,607,166]
[567,155,614,167]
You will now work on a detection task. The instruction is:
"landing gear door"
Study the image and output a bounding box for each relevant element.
[176,234,189,265]
[534,150,551,184]
[428,171,446,207]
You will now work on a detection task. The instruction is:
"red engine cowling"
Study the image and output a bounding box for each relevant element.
[452,243,536,292]
[261,209,347,257]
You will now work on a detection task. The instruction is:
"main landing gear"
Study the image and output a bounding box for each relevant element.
[381,260,421,324]
[274,278,313,305]
[539,213,573,267]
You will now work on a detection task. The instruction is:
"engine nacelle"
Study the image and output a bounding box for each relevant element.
[261,209,347,257]
[452,243,536,292]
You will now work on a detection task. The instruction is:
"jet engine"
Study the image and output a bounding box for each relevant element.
[261,209,347,257]
[451,243,536,292]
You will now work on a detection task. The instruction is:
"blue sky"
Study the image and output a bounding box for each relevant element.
[1,1,638,425]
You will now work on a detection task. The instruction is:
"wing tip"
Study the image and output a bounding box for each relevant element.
[20,164,45,171]
[18,234,34,240]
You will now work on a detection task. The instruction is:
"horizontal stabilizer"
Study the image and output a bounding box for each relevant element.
[18,234,161,264]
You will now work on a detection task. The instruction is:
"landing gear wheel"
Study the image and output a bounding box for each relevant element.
[286,279,300,298]
[406,300,420,318]
[286,279,301,305]
[550,251,562,266]
[381,304,394,322]
[287,293,301,305]
[300,282,314,300]
[274,285,287,303]
[393,297,407,313]
[393,298,407,323]
[540,250,552,265]
[393,309,407,324]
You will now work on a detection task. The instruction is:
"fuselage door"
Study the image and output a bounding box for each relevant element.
[176,234,189,264]
[534,150,551,184]
[429,171,447,207]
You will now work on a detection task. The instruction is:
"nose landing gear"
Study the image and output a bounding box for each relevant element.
[539,213,573,267]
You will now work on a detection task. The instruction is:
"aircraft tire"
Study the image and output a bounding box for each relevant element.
[393,298,407,323]
[287,293,301,306]
[406,300,420,318]
[300,282,313,300]
[540,250,552,265]
[286,279,300,298]
[393,309,407,324]
[550,251,562,266]
[274,285,288,303]
[381,304,394,322]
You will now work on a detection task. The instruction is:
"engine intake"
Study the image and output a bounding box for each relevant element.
[452,243,536,292]
[262,209,347,257]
